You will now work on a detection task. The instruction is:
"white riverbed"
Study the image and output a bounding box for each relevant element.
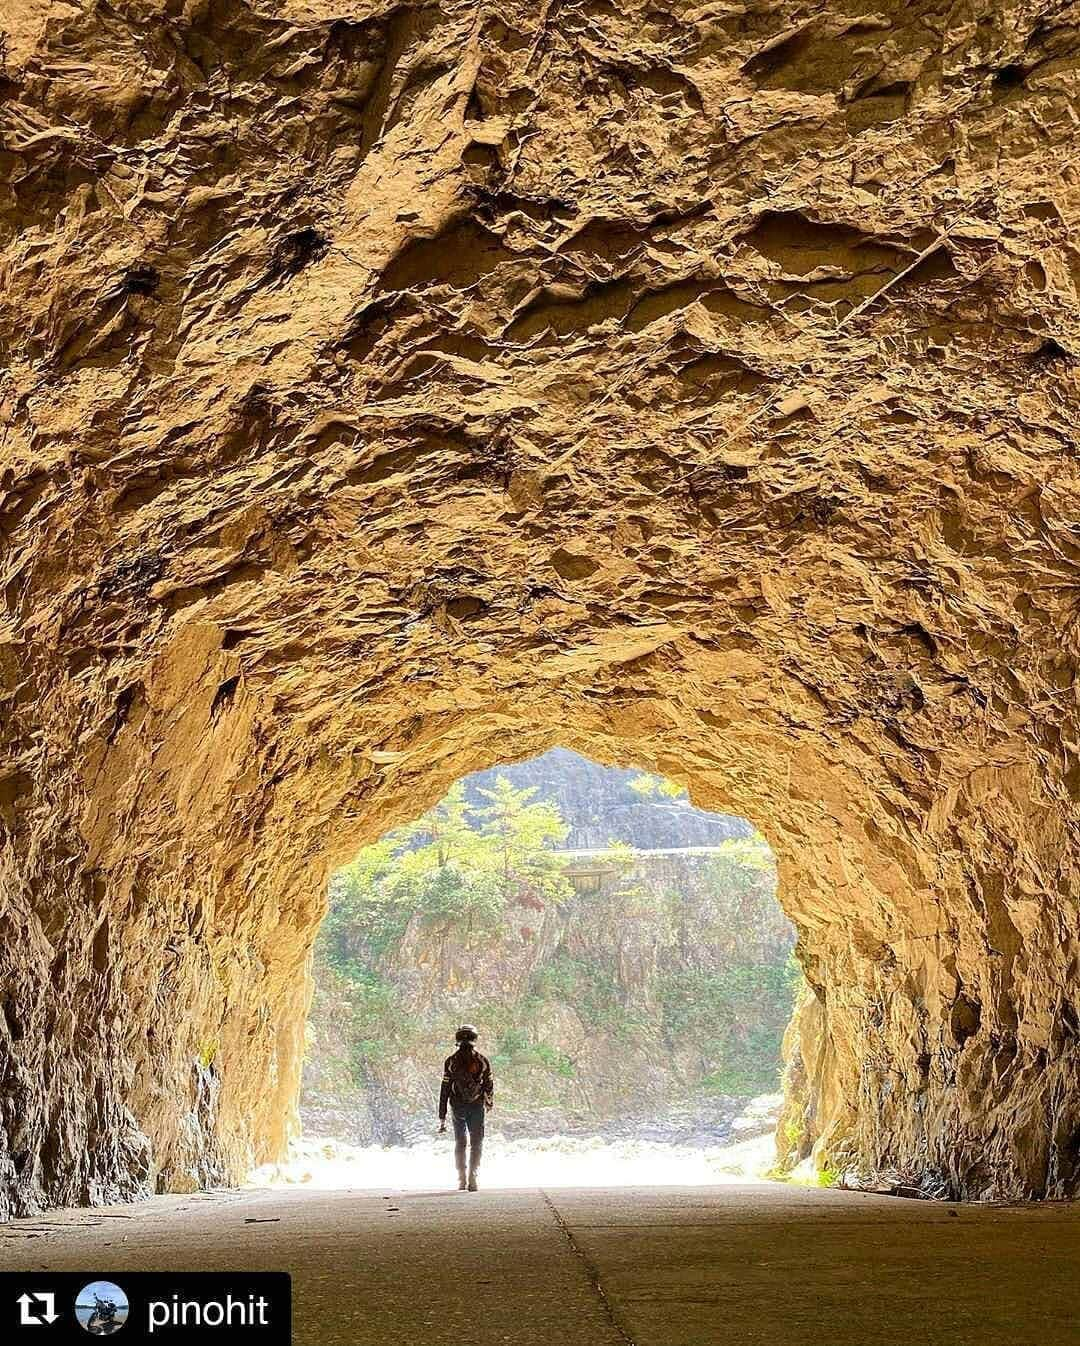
[248,1126,778,1191]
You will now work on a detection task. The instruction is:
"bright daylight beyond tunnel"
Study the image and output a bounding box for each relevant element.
[255,750,799,1191]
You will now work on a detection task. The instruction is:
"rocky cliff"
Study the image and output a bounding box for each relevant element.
[1,0,1079,1216]
[463,748,750,849]
[301,831,796,1141]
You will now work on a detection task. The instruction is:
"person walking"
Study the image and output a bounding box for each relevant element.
[438,1024,493,1191]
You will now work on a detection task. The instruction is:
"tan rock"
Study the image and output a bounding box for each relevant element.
[0,0,1078,1214]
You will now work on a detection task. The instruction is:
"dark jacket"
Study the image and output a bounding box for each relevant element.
[438,1046,494,1121]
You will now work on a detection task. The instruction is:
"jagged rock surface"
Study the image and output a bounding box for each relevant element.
[1,0,1079,1215]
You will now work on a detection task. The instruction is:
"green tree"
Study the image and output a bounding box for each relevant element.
[325,777,572,951]
[472,775,572,911]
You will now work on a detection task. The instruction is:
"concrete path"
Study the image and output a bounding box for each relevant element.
[3,1182,1079,1345]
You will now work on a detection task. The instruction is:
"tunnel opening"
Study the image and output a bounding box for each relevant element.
[261,749,802,1191]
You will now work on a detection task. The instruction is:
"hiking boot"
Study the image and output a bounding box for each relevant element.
[467,1175,478,1192]
[457,1174,468,1190]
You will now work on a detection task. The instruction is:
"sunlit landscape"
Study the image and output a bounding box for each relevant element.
[293,750,799,1193]
[252,1096,781,1192]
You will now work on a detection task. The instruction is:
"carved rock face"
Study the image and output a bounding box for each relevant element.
[1,0,1078,1213]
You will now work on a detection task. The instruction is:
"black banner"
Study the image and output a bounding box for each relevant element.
[0,1273,290,1344]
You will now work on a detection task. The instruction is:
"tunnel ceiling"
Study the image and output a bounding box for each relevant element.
[1,0,1079,1214]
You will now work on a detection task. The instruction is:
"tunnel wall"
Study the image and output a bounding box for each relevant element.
[778,763,1080,1198]
[2,0,1079,1214]
[4,657,1079,1212]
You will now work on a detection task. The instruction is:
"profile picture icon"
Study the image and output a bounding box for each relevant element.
[75,1281,129,1335]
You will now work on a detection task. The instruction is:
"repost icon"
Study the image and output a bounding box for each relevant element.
[17,1291,59,1327]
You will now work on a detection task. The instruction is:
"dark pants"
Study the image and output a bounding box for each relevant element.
[451,1103,485,1178]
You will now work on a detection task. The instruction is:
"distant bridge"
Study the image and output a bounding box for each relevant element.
[552,845,728,892]
[555,846,730,860]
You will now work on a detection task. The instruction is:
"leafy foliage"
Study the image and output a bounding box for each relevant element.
[321,779,573,976]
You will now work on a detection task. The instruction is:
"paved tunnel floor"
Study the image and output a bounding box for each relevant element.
[3,1183,1078,1345]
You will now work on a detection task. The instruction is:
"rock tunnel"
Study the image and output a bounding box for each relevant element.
[1,0,1079,1222]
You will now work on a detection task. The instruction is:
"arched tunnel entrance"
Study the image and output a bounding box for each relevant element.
[2,648,1076,1219]
[281,748,800,1192]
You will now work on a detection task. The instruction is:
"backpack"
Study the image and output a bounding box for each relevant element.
[447,1049,486,1105]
